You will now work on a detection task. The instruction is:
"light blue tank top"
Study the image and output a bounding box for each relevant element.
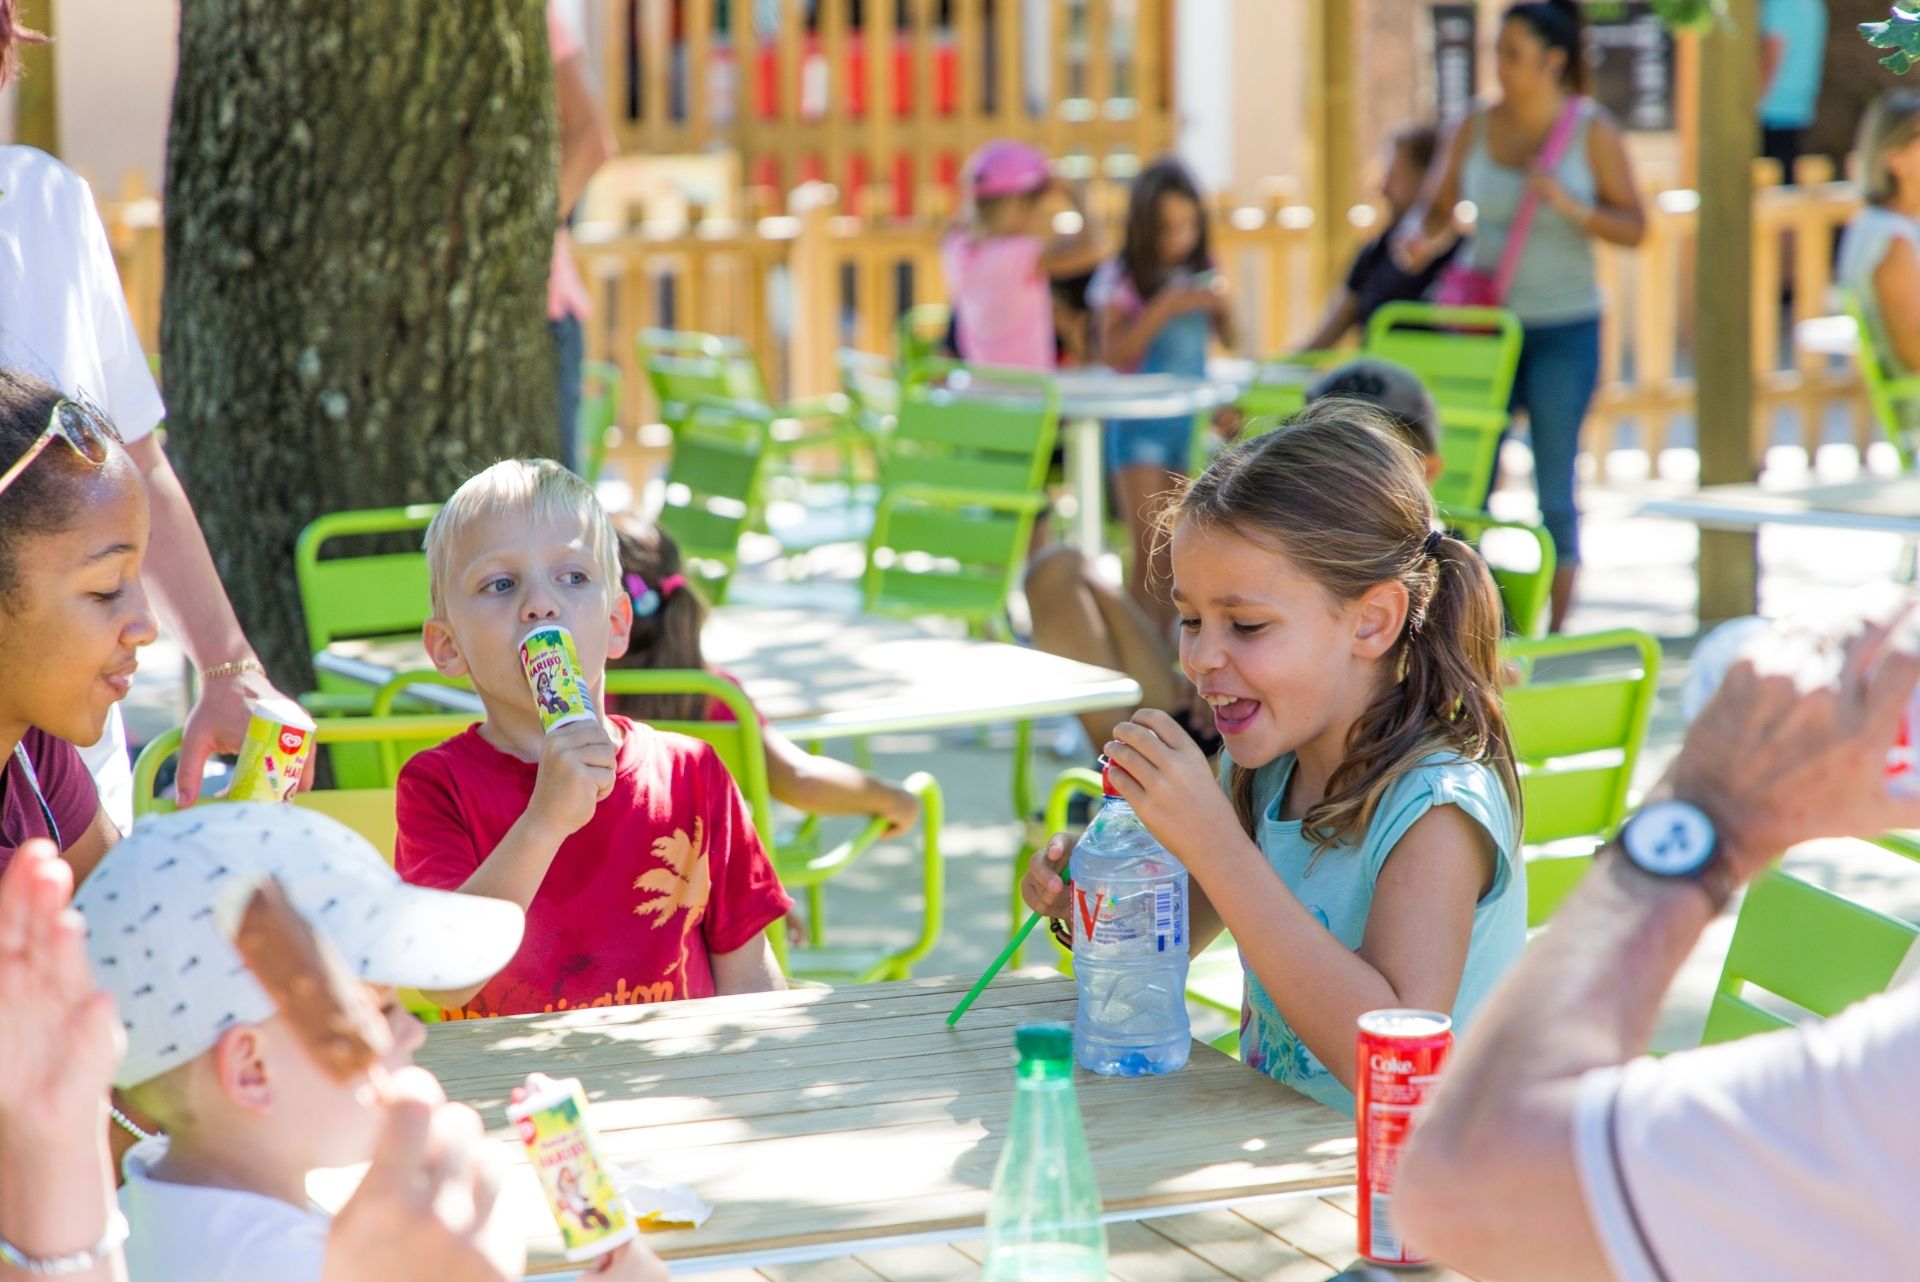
[1461,98,1602,326]
[1229,750,1527,1114]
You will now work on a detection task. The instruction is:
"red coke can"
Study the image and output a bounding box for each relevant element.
[1356,1008,1453,1266]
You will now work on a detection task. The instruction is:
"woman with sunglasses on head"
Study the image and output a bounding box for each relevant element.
[0,5,295,827]
[0,370,153,887]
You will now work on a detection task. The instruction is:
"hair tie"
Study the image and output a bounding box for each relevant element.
[1424,528,1444,559]
[625,572,662,618]
[658,574,686,598]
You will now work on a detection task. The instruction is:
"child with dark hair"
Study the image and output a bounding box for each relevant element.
[605,516,919,836]
[1296,124,1460,353]
[1090,156,1236,632]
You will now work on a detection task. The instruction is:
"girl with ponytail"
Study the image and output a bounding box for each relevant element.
[605,515,919,837]
[1020,403,1526,1113]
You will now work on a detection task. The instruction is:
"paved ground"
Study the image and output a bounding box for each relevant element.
[120,440,1920,1052]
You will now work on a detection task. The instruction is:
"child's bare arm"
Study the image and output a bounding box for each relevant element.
[711,935,786,995]
[762,728,920,836]
[1036,182,1106,279]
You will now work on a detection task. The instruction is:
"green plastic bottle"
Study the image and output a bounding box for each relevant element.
[981,1023,1108,1282]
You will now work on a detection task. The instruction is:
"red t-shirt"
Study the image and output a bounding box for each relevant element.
[0,730,100,874]
[395,716,792,1020]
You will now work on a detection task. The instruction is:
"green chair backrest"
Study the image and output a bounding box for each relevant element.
[578,360,624,483]
[1442,505,1556,638]
[1502,628,1661,925]
[896,304,952,386]
[131,714,481,851]
[294,505,441,664]
[864,367,1060,628]
[1702,869,1919,1045]
[657,398,775,603]
[1365,302,1523,510]
[1841,290,1920,468]
[1235,352,1344,434]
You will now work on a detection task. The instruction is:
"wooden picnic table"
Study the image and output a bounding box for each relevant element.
[394,973,1358,1276]
[315,603,1141,742]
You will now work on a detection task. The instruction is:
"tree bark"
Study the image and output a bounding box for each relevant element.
[162,0,557,692]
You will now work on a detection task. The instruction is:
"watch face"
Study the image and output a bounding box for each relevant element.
[1627,801,1716,876]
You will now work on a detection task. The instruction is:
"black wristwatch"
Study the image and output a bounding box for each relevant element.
[1616,797,1735,912]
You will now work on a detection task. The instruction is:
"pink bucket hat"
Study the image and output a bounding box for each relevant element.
[965,139,1051,198]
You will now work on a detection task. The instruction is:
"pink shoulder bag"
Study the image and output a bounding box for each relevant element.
[1435,97,1585,309]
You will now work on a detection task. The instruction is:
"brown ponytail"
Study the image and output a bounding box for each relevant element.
[1166,400,1521,856]
[607,514,710,723]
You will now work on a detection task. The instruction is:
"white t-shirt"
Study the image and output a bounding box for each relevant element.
[1,145,168,834]
[119,1136,330,1282]
[1572,977,1920,1281]
[1836,204,1920,378]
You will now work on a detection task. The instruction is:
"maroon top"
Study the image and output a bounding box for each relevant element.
[0,729,100,873]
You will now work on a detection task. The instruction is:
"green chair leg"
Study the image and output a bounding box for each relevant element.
[806,883,827,950]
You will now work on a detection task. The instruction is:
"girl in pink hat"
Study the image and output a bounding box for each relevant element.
[940,140,1107,370]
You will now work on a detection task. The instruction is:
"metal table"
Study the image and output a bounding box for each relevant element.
[1637,474,1920,537]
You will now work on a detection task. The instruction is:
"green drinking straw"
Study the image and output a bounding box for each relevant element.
[946,910,1046,1027]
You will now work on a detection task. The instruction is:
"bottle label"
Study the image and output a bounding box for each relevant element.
[1074,879,1185,955]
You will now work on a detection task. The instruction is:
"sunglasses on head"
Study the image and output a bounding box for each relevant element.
[0,397,122,499]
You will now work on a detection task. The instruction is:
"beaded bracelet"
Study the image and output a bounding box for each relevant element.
[199,657,267,683]
[0,1209,130,1276]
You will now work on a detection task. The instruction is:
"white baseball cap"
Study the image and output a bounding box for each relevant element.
[75,803,525,1089]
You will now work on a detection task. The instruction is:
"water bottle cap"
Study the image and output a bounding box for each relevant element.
[1014,1022,1074,1063]
[1099,757,1123,798]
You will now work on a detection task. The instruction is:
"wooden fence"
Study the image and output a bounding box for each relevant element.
[602,0,1175,217]
[98,164,1874,479]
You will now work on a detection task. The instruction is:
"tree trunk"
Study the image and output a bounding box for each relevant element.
[162,0,557,693]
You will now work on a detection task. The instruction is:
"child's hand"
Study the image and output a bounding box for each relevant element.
[876,782,921,838]
[527,719,618,838]
[1019,833,1077,920]
[1391,221,1458,274]
[0,839,123,1138]
[590,1242,669,1281]
[1104,709,1241,868]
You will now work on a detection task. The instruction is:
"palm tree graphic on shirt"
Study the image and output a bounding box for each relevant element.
[633,819,714,985]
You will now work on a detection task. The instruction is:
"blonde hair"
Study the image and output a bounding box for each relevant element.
[1163,403,1521,857]
[1860,92,1920,207]
[424,459,620,615]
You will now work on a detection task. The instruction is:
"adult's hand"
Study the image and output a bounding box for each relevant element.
[176,665,309,806]
[1670,593,1920,883]
[0,838,123,1127]
[323,1067,525,1282]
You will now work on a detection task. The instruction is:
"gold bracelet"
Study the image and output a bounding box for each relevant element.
[199,657,266,683]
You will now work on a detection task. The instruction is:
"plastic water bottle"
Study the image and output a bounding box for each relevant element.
[1069,766,1191,1076]
[1685,615,1920,790]
[982,1023,1108,1282]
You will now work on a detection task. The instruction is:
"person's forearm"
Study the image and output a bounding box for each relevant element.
[1104,295,1186,369]
[1297,293,1360,354]
[452,816,567,913]
[1396,850,1716,1281]
[558,125,613,218]
[1213,306,1238,353]
[1188,837,1416,1091]
[0,1107,125,1282]
[711,937,785,995]
[124,436,255,670]
[766,735,896,818]
[1576,202,1645,249]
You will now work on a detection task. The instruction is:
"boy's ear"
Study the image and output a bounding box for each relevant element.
[421,617,469,679]
[1350,580,1410,661]
[604,590,634,663]
[213,1025,273,1114]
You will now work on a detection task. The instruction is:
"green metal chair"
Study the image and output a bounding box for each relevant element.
[1234,351,1344,434]
[603,669,945,986]
[1364,302,1524,511]
[1840,291,1920,469]
[577,360,624,483]
[863,365,1060,633]
[1504,628,1662,925]
[1440,505,1557,638]
[895,304,953,389]
[1701,869,1918,1045]
[655,396,778,603]
[837,347,901,435]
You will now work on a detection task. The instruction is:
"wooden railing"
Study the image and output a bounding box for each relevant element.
[602,0,1175,217]
[97,165,1873,478]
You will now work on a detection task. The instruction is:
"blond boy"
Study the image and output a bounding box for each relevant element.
[397,460,789,1018]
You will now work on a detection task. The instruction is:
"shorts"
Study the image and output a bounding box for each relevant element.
[1104,415,1194,473]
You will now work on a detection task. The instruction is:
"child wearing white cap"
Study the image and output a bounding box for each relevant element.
[70,804,537,1282]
